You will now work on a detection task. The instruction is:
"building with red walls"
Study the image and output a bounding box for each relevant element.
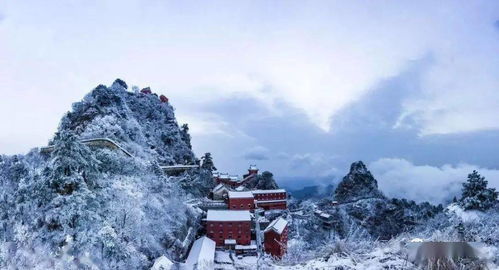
[243,164,259,178]
[227,190,288,210]
[253,189,287,201]
[206,210,252,246]
[253,189,287,210]
[213,173,244,189]
[264,217,288,258]
[140,87,152,94]
[213,165,260,189]
[228,191,255,210]
[159,94,169,103]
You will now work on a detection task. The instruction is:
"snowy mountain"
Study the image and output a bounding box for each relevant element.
[333,161,385,202]
[0,79,213,269]
[0,79,497,269]
[280,161,498,269]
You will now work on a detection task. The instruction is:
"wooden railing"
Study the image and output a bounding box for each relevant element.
[40,137,200,174]
[40,137,133,157]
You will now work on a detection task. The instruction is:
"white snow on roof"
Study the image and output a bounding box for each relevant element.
[214,251,232,264]
[252,189,286,194]
[185,236,215,269]
[265,217,288,234]
[213,183,228,192]
[151,255,173,270]
[249,165,258,170]
[256,199,287,204]
[235,244,257,250]
[228,191,254,199]
[206,210,251,221]
[320,213,331,219]
[224,239,236,245]
[235,186,246,191]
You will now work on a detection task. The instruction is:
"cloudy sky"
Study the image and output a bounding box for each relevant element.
[1,1,499,203]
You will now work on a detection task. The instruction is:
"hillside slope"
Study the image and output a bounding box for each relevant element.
[0,79,212,269]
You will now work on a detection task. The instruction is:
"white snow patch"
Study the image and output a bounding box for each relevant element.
[447,203,480,223]
[184,236,216,270]
[206,210,251,222]
[151,255,173,270]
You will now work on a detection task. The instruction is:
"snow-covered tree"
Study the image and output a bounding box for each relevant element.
[459,170,498,211]
[180,124,192,150]
[0,80,205,269]
[200,152,216,171]
[48,130,100,194]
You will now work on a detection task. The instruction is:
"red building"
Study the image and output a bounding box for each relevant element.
[243,165,259,178]
[206,210,252,246]
[213,173,242,188]
[159,95,169,103]
[213,165,259,189]
[253,189,287,210]
[140,87,152,94]
[228,191,255,210]
[264,217,288,258]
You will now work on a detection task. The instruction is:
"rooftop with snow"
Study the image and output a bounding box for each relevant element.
[228,191,254,198]
[252,189,286,194]
[265,217,288,234]
[206,210,251,222]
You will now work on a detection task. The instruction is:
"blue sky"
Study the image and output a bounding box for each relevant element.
[1,1,499,203]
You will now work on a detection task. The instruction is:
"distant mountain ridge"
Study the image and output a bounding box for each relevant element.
[288,184,335,200]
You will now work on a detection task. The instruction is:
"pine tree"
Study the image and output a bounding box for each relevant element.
[49,130,100,194]
[459,170,498,211]
[42,130,102,251]
[200,152,216,171]
[180,123,192,150]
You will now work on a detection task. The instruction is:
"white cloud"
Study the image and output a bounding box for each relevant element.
[242,146,270,160]
[369,158,499,205]
[0,1,499,155]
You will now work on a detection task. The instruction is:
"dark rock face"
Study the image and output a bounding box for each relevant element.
[296,161,444,241]
[334,161,385,202]
[243,171,279,190]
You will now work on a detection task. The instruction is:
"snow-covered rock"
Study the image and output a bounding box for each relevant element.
[334,161,385,202]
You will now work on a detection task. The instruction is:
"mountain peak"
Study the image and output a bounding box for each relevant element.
[334,161,384,202]
[111,78,128,89]
[350,160,368,175]
[58,80,194,165]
